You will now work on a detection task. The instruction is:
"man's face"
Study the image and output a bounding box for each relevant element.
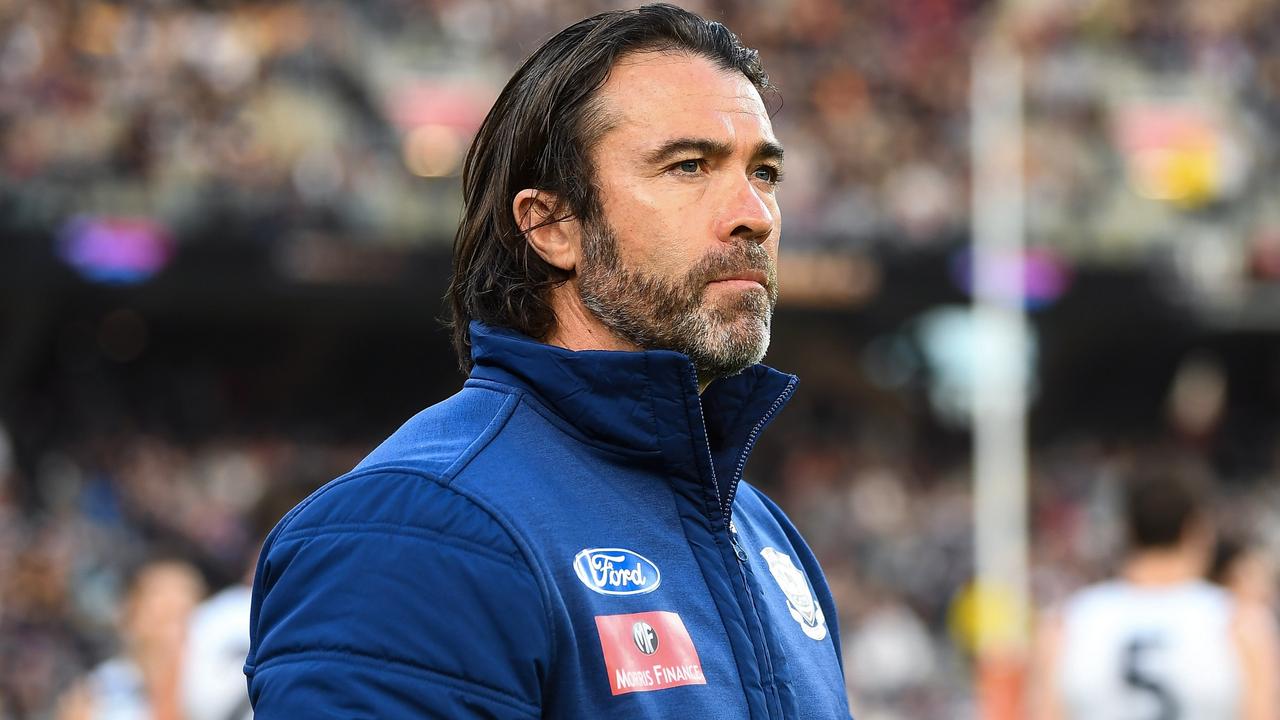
[575,52,783,382]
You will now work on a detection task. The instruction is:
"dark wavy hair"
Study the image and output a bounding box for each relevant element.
[446,4,771,371]
[1124,466,1208,550]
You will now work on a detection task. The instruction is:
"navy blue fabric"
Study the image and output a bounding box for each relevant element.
[246,322,852,718]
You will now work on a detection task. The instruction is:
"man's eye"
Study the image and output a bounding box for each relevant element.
[676,160,701,174]
[754,166,782,184]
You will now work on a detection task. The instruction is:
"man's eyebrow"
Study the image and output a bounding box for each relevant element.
[644,138,733,165]
[643,137,785,165]
[754,140,785,164]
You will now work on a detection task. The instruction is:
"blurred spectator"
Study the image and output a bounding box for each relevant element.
[55,558,205,720]
[844,587,939,719]
[1209,535,1278,610]
[0,434,353,719]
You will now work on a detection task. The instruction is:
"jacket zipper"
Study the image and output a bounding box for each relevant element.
[696,370,798,525]
[726,377,797,514]
[697,415,782,719]
[694,368,798,719]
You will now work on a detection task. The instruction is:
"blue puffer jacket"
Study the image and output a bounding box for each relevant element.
[245,323,852,719]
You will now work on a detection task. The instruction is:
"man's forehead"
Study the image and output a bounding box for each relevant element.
[596,51,775,144]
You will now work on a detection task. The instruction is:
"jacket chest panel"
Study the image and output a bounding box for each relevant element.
[459,411,846,718]
[731,518,850,716]
[470,451,753,715]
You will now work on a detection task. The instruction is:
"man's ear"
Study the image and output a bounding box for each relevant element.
[513,189,580,273]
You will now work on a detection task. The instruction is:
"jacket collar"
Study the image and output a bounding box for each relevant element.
[465,322,797,490]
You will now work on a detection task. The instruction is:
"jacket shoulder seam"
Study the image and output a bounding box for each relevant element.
[441,390,521,479]
[273,522,523,570]
[355,390,521,483]
[269,391,519,540]
[439,476,561,701]
[251,647,539,717]
[274,465,528,563]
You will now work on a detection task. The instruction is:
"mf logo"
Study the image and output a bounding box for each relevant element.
[632,621,659,655]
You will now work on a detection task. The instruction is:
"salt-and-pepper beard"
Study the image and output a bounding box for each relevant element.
[576,215,779,384]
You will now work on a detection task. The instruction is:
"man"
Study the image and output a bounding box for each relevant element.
[245,5,851,718]
[1033,470,1278,720]
[57,557,206,720]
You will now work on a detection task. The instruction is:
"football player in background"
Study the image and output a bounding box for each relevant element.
[1033,470,1278,720]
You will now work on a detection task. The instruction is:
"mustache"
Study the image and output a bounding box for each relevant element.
[689,242,778,296]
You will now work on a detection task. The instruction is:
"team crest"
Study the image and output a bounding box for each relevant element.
[759,547,827,640]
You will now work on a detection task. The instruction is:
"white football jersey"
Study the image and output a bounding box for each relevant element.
[182,585,254,720]
[1057,580,1241,720]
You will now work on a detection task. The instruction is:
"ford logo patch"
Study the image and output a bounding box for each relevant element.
[573,548,661,596]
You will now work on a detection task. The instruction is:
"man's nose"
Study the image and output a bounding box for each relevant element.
[716,176,776,245]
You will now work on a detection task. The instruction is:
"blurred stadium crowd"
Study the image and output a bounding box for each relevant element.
[5,0,1280,719]
[6,405,1280,718]
[4,0,1276,257]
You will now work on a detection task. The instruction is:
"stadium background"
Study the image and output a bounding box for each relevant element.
[3,0,1280,718]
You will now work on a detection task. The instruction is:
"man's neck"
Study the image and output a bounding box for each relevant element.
[1122,547,1204,587]
[544,290,714,394]
[544,289,637,353]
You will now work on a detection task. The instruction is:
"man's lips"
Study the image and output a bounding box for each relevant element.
[707,270,768,289]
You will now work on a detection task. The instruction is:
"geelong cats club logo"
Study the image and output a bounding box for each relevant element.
[573,548,661,596]
[760,547,828,640]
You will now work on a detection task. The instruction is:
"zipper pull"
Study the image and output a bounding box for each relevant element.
[729,520,747,562]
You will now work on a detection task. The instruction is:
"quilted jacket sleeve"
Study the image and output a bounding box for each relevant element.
[244,470,550,719]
